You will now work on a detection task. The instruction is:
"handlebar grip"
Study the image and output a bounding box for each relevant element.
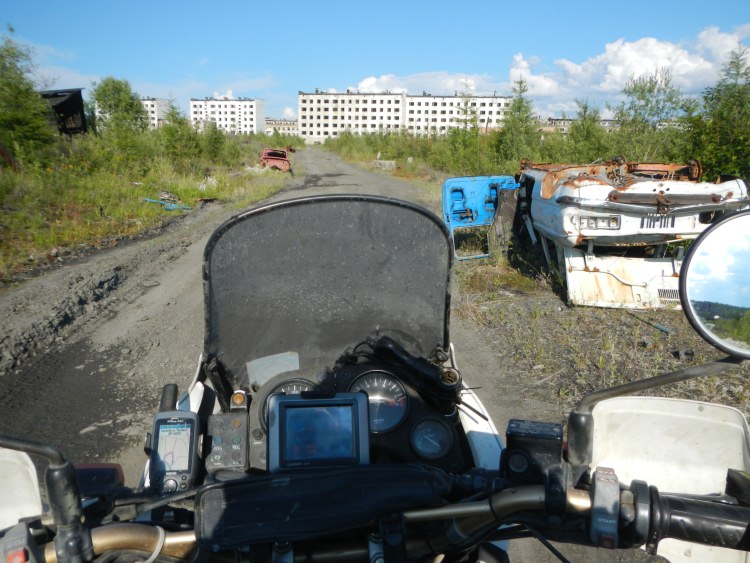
[159,384,178,412]
[651,489,750,551]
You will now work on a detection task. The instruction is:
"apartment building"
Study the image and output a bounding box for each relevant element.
[189,96,266,134]
[406,94,511,136]
[540,117,618,135]
[298,91,404,143]
[265,118,298,136]
[298,91,513,143]
[141,97,170,129]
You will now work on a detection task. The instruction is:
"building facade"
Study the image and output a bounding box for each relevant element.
[189,97,266,134]
[265,118,298,136]
[540,117,618,135]
[298,91,513,143]
[141,98,171,129]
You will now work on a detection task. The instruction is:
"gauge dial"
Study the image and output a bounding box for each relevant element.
[410,419,453,460]
[260,378,317,429]
[349,371,408,433]
[271,380,317,395]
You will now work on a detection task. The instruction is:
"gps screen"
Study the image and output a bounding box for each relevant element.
[284,405,354,463]
[155,419,195,472]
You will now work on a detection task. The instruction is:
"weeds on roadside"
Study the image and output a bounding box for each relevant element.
[0,132,299,281]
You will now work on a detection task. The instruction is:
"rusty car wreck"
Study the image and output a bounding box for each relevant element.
[259,148,292,173]
[516,158,749,309]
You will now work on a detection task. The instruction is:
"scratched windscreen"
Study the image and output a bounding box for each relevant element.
[202,195,452,389]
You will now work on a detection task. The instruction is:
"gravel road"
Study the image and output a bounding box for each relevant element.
[1,147,712,561]
[0,147,539,478]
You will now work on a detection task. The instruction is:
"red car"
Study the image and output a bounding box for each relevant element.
[259,148,292,173]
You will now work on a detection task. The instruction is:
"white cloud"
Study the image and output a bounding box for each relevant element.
[509,53,560,96]
[213,89,235,99]
[349,71,500,96]
[551,37,716,94]
[695,25,750,64]
[689,218,750,306]
[344,24,749,119]
[521,25,749,116]
[282,106,296,119]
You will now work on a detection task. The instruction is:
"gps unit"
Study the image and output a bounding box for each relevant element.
[267,392,369,472]
[149,411,201,494]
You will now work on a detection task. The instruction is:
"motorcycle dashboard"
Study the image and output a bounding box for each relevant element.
[238,363,470,475]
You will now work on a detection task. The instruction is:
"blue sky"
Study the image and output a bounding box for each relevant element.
[4,0,750,119]
[688,216,750,309]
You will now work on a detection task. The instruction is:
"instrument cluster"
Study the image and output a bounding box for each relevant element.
[243,363,470,474]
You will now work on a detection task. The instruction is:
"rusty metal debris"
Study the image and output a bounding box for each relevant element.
[259,148,292,173]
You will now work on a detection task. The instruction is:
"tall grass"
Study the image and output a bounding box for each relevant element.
[0,130,303,280]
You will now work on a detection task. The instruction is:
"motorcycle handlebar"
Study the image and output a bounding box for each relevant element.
[38,483,750,561]
[650,488,750,551]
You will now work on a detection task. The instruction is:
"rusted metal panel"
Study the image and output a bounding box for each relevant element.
[562,246,682,310]
[519,158,709,201]
[607,191,728,208]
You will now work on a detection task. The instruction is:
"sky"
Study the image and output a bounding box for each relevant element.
[688,216,750,309]
[4,0,750,120]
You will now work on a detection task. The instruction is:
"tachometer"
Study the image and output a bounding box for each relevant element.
[349,370,408,433]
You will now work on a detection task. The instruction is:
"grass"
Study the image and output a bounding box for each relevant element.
[457,252,541,296]
[0,151,291,281]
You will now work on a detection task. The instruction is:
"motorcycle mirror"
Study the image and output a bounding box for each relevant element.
[680,210,750,360]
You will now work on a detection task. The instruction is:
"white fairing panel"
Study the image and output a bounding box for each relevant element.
[0,449,42,531]
[458,386,503,470]
[592,397,750,562]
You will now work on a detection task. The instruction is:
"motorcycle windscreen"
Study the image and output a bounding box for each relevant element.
[203,195,452,390]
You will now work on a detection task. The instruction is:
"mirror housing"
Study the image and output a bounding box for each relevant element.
[680,210,750,360]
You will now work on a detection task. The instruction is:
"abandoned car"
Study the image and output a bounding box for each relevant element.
[516,159,749,308]
[259,148,292,173]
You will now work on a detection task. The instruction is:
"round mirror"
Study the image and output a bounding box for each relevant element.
[680,210,750,359]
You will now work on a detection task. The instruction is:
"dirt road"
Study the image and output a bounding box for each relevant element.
[0,148,538,474]
[0,147,636,561]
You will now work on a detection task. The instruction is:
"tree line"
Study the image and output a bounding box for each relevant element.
[0,29,299,280]
[0,29,293,177]
[2,26,747,181]
[327,48,750,183]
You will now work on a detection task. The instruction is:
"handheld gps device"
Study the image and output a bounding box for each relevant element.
[267,392,370,472]
[149,384,201,494]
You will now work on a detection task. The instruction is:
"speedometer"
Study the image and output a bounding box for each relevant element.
[349,370,408,433]
[260,378,317,429]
